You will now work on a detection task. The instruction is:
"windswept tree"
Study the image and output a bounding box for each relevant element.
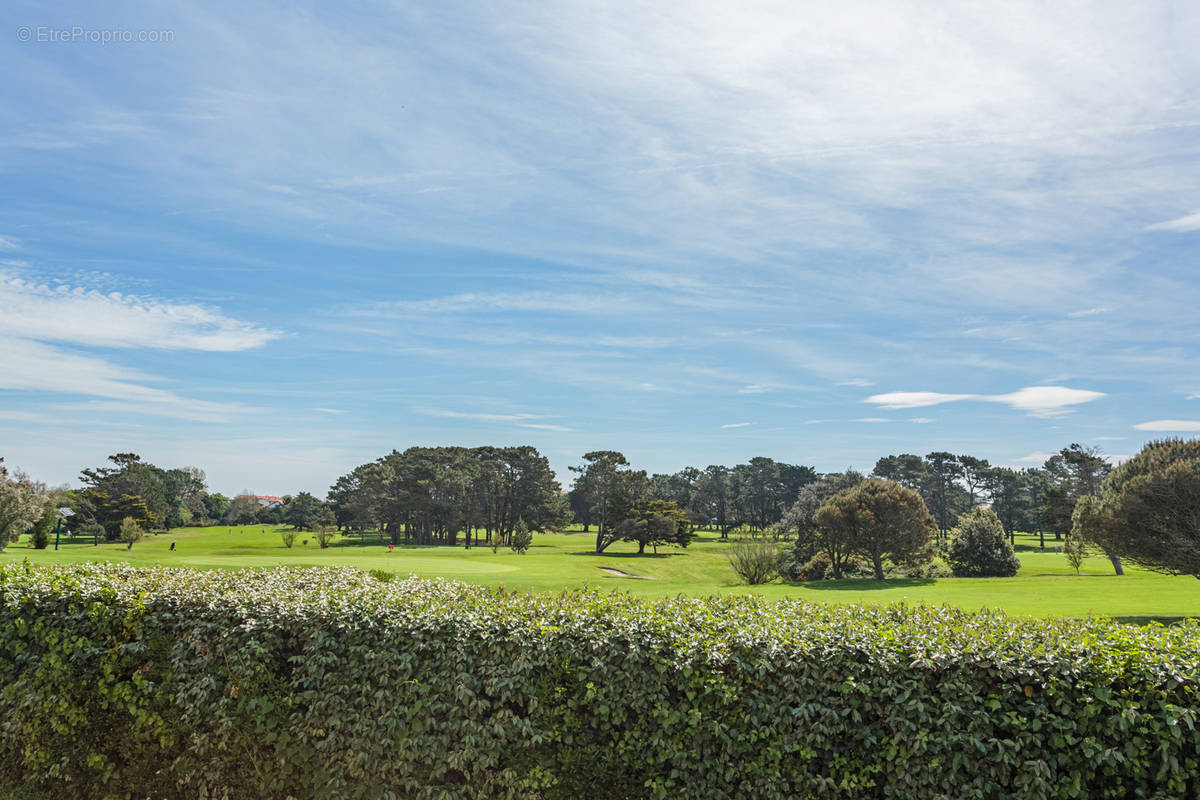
[1074,439,1200,579]
[612,499,693,554]
[570,451,647,553]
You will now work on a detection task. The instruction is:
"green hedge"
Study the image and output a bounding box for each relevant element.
[1,563,1198,799]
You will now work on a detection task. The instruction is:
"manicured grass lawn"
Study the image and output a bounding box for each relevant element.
[5,526,1198,622]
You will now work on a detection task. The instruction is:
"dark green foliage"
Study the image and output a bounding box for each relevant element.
[813,478,935,580]
[2,564,1198,800]
[946,507,1021,577]
[29,504,55,550]
[509,519,532,554]
[1084,438,1200,578]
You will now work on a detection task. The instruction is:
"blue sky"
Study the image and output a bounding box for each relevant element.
[3,0,1200,495]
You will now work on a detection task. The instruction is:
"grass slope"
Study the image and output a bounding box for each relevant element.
[4,525,1198,621]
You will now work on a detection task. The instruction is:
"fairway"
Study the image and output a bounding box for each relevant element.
[6,525,1199,623]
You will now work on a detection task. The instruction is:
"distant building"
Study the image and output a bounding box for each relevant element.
[237,495,284,508]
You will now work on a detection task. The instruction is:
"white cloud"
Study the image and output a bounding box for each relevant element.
[1145,210,1200,232]
[518,423,573,432]
[837,378,874,387]
[0,236,21,251]
[721,422,755,428]
[855,417,891,423]
[867,385,1105,417]
[1016,451,1055,463]
[0,272,280,351]
[986,386,1106,417]
[737,384,768,394]
[866,391,976,409]
[1067,307,1110,318]
[909,417,935,424]
[1133,420,1200,431]
[313,408,347,415]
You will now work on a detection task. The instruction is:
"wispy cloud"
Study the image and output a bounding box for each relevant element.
[1016,451,1055,463]
[0,272,280,351]
[720,422,755,428]
[1067,307,1110,318]
[0,236,21,251]
[314,408,347,415]
[1145,210,1200,232]
[837,378,874,387]
[1133,420,1200,431]
[0,339,248,422]
[909,417,935,424]
[855,417,891,423]
[737,384,768,394]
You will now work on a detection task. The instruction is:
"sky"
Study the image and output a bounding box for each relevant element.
[3,0,1200,495]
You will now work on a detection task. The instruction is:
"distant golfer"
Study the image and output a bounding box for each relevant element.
[169,541,176,551]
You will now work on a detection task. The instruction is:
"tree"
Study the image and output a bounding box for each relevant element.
[693,465,734,537]
[614,499,693,554]
[924,452,963,538]
[569,451,647,553]
[203,493,232,522]
[313,506,337,548]
[958,456,992,508]
[1063,532,1087,574]
[284,492,324,531]
[119,516,144,550]
[814,479,935,580]
[1077,439,1200,579]
[778,471,863,570]
[945,507,1020,577]
[509,519,533,554]
[0,459,45,552]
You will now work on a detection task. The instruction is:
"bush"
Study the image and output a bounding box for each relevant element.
[314,528,335,549]
[2,564,1199,799]
[946,507,1020,577]
[726,538,782,584]
[792,552,831,581]
[280,529,296,548]
[886,559,954,579]
[509,519,532,554]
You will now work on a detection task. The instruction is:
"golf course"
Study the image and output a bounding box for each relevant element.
[7,523,1198,623]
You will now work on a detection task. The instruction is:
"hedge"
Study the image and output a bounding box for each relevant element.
[1,563,1198,799]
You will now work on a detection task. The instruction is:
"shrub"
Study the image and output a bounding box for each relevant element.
[792,552,831,581]
[509,519,532,554]
[726,538,782,584]
[314,528,335,549]
[946,507,1020,577]
[2,564,1199,799]
[29,505,55,551]
[886,559,953,579]
[280,529,296,548]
